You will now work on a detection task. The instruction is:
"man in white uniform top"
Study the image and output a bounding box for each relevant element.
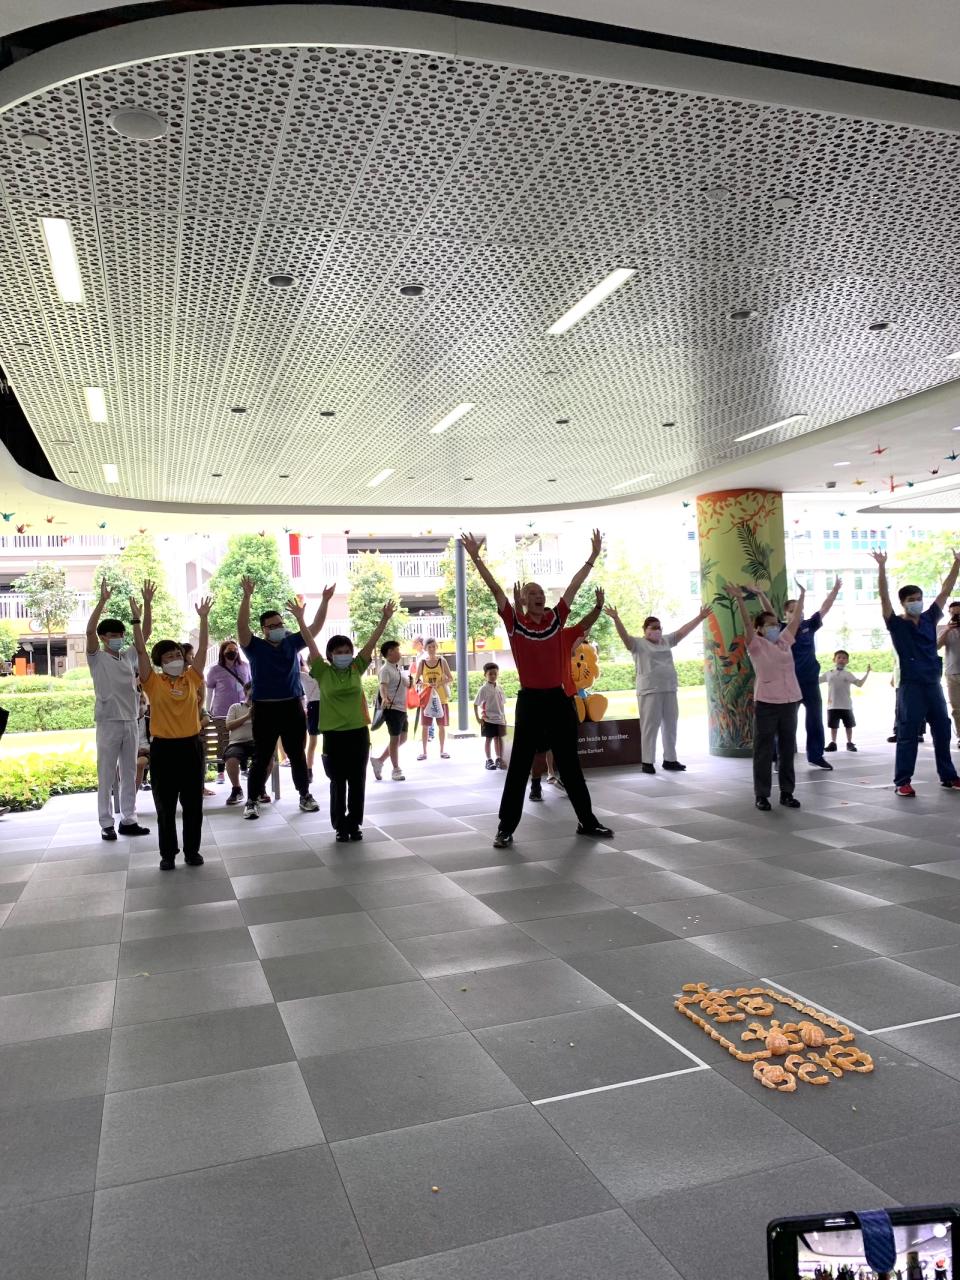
[606,601,713,774]
[85,578,154,840]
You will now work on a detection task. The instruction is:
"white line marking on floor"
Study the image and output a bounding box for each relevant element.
[532,1064,709,1107]
[760,979,870,1035]
[616,1001,712,1068]
[866,1009,960,1035]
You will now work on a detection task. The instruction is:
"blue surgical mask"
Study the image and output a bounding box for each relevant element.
[764,624,782,642]
[332,653,354,669]
[906,600,923,616]
[107,637,124,652]
[267,626,286,642]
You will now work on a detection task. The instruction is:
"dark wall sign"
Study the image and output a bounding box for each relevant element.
[576,718,642,768]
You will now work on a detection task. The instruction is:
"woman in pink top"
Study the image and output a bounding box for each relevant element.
[726,583,805,811]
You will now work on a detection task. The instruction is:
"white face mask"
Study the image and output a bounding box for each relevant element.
[162,659,185,677]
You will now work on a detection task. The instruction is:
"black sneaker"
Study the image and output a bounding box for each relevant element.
[846,743,858,752]
[493,829,513,848]
[485,759,496,771]
[641,763,656,775]
[335,830,351,842]
[101,827,117,841]
[226,787,243,806]
[662,760,686,771]
[159,857,175,870]
[118,822,150,836]
[887,735,898,743]
[576,822,614,838]
[810,758,833,770]
[780,794,801,808]
[184,852,204,866]
[825,742,837,752]
[349,829,364,841]
[755,796,772,811]
[529,780,543,801]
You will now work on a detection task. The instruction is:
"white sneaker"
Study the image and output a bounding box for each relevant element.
[243,802,260,820]
[391,768,405,781]
[371,758,383,781]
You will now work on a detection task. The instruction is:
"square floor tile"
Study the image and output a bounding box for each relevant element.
[4,894,126,930]
[377,1209,681,1280]
[229,867,343,898]
[0,1095,103,1208]
[87,1145,369,1280]
[369,897,506,940]
[771,847,896,879]
[670,859,811,893]
[346,874,468,910]
[475,883,611,922]
[539,1070,819,1201]
[0,916,122,957]
[0,943,118,997]
[279,980,462,1057]
[566,938,761,1000]
[880,1017,960,1082]
[771,957,960,1028]
[120,900,245,941]
[918,858,960,880]
[0,1193,94,1280]
[807,904,960,956]
[17,870,126,900]
[629,1157,893,1280]
[475,1004,690,1100]
[117,927,257,978]
[0,1029,110,1106]
[96,1061,323,1188]
[731,880,888,920]
[610,842,765,873]
[331,1104,614,1266]
[113,961,272,1025]
[448,864,561,894]
[326,855,440,885]
[896,943,960,985]
[220,847,322,876]
[429,958,614,1029]
[107,1003,294,1091]
[239,887,361,926]
[574,870,719,908]
[799,825,903,849]
[301,1031,524,1140]
[263,939,419,1002]
[395,923,553,978]
[691,920,878,973]
[829,866,960,904]
[631,893,788,937]
[900,893,960,924]
[842,1121,960,1203]
[0,980,115,1045]
[516,908,674,956]
[249,912,386,960]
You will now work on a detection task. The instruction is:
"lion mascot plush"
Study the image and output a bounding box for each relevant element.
[571,641,608,723]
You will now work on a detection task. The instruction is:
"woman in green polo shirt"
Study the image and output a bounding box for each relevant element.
[299,598,395,842]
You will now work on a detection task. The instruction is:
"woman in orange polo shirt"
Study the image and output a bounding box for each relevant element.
[132,594,211,871]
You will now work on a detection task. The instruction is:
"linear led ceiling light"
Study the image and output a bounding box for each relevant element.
[611,473,654,491]
[735,413,807,442]
[368,467,394,488]
[40,217,84,303]
[83,386,107,423]
[430,403,475,435]
[547,268,636,336]
[102,463,119,484]
[946,351,960,362]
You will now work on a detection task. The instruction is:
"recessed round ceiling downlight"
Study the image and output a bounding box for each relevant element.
[771,195,798,211]
[265,273,298,288]
[868,320,890,331]
[399,283,425,298]
[730,308,757,321]
[107,109,168,140]
[230,406,247,414]
[21,132,52,151]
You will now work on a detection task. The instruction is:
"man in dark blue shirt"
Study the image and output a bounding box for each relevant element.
[873,549,960,796]
[783,577,841,769]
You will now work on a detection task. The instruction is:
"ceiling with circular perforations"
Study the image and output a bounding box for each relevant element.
[1,35,960,513]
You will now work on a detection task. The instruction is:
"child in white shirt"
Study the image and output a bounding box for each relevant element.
[820,649,871,751]
[474,662,507,770]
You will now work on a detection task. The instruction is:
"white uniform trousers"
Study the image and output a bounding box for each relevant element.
[638,690,679,764]
[96,719,138,830]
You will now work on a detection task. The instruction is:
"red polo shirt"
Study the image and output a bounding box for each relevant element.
[500,599,583,692]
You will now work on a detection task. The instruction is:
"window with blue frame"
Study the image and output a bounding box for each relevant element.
[850,528,886,552]
[822,529,841,551]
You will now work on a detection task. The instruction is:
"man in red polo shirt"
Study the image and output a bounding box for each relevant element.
[462,531,614,848]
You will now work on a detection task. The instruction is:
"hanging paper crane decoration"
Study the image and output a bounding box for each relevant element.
[946,451,960,462]
[138,528,147,535]
[45,515,54,524]
[836,511,847,517]
[1,512,13,521]
[872,444,888,456]
[16,523,26,533]
[681,501,691,509]
[889,476,897,492]
[853,478,865,486]
[930,468,941,475]
[98,521,107,529]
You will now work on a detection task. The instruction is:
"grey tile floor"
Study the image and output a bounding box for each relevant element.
[2,735,960,1278]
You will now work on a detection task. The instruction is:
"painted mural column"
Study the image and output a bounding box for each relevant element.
[696,489,789,757]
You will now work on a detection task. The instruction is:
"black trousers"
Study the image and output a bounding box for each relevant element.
[498,687,596,836]
[322,727,370,834]
[150,734,205,857]
[247,699,309,801]
[754,700,799,799]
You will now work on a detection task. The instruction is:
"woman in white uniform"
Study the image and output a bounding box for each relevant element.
[606,602,713,773]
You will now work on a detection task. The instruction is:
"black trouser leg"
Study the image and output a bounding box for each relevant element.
[344,728,370,831]
[247,701,282,801]
[278,701,310,795]
[323,728,369,833]
[498,691,542,835]
[543,691,596,826]
[150,737,185,856]
[753,701,778,799]
[178,735,205,855]
[776,702,799,796]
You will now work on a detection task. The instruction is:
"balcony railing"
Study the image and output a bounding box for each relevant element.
[0,590,94,632]
[0,533,123,555]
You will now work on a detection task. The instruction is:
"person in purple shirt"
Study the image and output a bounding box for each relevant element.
[206,639,251,785]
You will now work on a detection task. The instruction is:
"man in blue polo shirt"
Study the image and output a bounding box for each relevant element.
[872,548,960,797]
[783,577,841,770]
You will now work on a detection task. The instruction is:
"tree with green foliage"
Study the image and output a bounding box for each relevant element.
[437,539,502,654]
[12,563,77,677]
[893,530,958,596]
[348,553,409,656]
[206,534,294,643]
[0,618,21,665]
[92,533,183,641]
[589,541,683,658]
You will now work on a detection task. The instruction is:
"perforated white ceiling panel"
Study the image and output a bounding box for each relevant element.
[0,43,959,511]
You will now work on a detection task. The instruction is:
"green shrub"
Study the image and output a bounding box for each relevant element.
[0,752,98,812]
[2,692,96,732]
[62,666,95,683]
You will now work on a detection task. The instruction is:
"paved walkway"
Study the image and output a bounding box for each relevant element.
[2,731,960,1278]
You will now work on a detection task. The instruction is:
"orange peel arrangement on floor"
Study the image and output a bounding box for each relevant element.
[675,982,874,1093]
